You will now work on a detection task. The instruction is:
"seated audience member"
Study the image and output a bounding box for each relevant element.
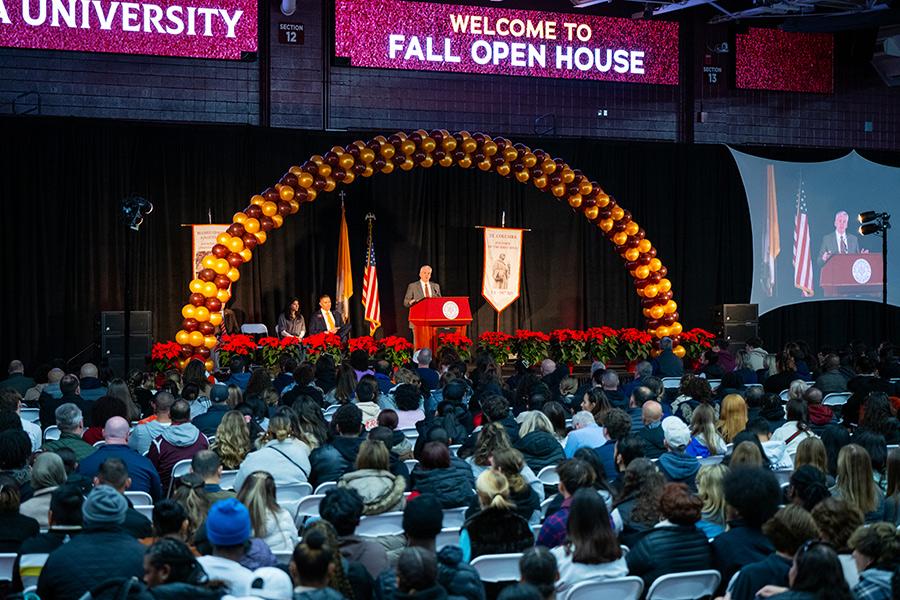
[460,470,533,561]
[237,470,299,552]
[0,475,40,554]
[53,447,92,495]
[13,484,83,592]
[514,411,565,474]
[473,448,541,524]
[392,383,425,430]
[625,386,655,432]
[563,410,606,458]
[579,387,612,429]
[658,416,700,491]
[717,394,748,445]
[148,399,210,492]
[290,527,349,600]
[0,388,41,451]
[319,486,389,578]
[622,361,653,399]
[211,409,252,470]
[884,448,900,525]
[518,547,558,600]
[19,452,66,528]
[93,457,153,538]
[377,409,414,459]
[832,443,885,523]
[143,498,192,545]
[859,392,900,445]
[37,485,145,599]
[77,416,163,501]
[81,394,130,445]
[395,547,448,600]
[191,449,236,503]
[551,488,626,595]
[815,353,849,394]
[757,543,855,600]
[77,363,106,402]
[627,483,713,589]
[763,351,799,394]
[191,384,231,437]
[729,440,765,468]
[671,377,714,424]
[655,336,684,378]
[2,360,34,396]
[696,464,728,538]
[793,437,833,484]
[410,441,476,509]
[283,363,326,407]
[138,538,226,596]
[634,400,666,459]
[743,417,791,469]
[39,373,92,431]
[41,402,96,462]
[771,398,818,456]
[355,379,382,430]
[803,387,834,428]
[787,465,831,512]
[593,408,632,484]
[196,498,255,596]
[129,391,175,455]
[687,404,727,458]
[310,404,366,487]
[848,522,900,600]
[856,431,889,493]
[339,439,405,515]
[613,458,665,547]
[712,466,781,585]
[812,497,864,587]
[173,475,213,545]
[728,504,820,600]
[759,392,788,431]
[375,493,485,600]
[610,436,645,487]
[537,458,596,548]
[235,413,312,491]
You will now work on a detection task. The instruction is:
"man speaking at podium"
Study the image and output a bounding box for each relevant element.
[817,210,863,266]
[403,265,441,329]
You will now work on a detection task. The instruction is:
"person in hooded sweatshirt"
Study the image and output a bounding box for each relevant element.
[804,386,836,429]
[847,521,899,600]
[743,417,793,470]
[657,417,700,492]
[148,399,209,493]
[234,413,312,492]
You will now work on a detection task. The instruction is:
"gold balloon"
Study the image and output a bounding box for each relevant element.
[381,144,396,159]
[205,359,215,371]
[401,140,416,155]
[658,278,672,293]
[216,233,231,246]
[638,239,652,253]
[381,162,395,174]
[478,160,492,171]
[271,214,284,228]
[262,201,279,217]
[189,331,204,347]
[551,184,566,197]
[462,139,477,154]
[579,181,593,196]
[541,160,556,174]
[442,137,457,152]
[306,189,317,202]
[298,173,314,188]
[239,248,252,262]
[532,176,547,188]
[362,166,374,177]
[664,300,678,314]
[216,288,231,303]
[644,284,659,298]
[194,306,210,322]
[496,163,510,176]
[318,164,332,178]
[503,147,518,162]
[339,154,355,170]
[289,200,300,213]
[515,170,530,183]
[656,326,670,339]
[673,345,686,358]
[611,206,625,221]
[233,212,248,223]
[202,282,218,298]
[483,141,498,156]
[625,248,640,261]
[254,231,267,244]
[213,259,229,275]
[649,258,662,271]
[278,186,294,202]
[227,237,244,253]
[613,231,628,246]
[561,168,575,184]
[250,195,266,206]
[439,157,454,168]
[175,330,190,345]
[289,166,303,176]
[650,305,665,319]
[204,335,218,350]
[635,265,650,279]
[567,194,582,208]
[584,205,599,220]
[595,193,610,208]
[324,177,336,192]
[599,219,614,232]
[625,221,639,236]
[421,137,436,153]
[670,322,683,336]
[359,148,375,164]
[420,157,434,169]
[458,157,472,169]
[244,218,260,234]
[399,160,414,171]
[182,304,196,319]
[189,279,204,294]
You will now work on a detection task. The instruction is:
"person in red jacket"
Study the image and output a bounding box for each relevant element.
[148,400,208,494]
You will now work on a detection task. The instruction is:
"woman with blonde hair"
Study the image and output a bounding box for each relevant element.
[515,411,565,473]
[729,440,765,468]
[687,404,727,458]
[337,439,405,515]
[171,473,210,541]
[833,444,885,523]
[717,394,748,444]
[211,410,252,470]
[795,436,833,484]
[226,384,243,408]
[695,463,728,538]
[237,470,299,552]
[459,470,534,561]
[485,447,541,524]
[234,413,312,490]
[467,421,513,475]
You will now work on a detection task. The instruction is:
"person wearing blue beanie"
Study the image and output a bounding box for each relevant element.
[196,498,255,595]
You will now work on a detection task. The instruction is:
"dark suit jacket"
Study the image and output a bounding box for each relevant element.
[817,231,860,265]
[403,281,441,328]
[308,309,348,339]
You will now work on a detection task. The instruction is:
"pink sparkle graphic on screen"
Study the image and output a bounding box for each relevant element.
[335,0,679,85]
[736,28,833,94]
[0,0,257,59]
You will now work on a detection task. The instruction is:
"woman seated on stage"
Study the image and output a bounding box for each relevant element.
[276,297,306,339]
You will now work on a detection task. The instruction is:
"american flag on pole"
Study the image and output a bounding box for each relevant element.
[362,213,381,335]
[793,175,814,297]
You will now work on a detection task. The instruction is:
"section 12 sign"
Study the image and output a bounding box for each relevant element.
[0,0,257,59]
[335,0,679,85]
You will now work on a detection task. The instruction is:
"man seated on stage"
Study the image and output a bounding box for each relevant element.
[308,294,349,341]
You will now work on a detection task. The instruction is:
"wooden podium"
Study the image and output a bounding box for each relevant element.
[409,297,473,354]
[820,253,883,297]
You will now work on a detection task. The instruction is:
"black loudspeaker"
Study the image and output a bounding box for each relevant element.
[101,311,151,335]
[722,323,759,342]
[101,311,153,376]
[713,304,759,324]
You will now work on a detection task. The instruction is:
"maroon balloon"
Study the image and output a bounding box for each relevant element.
[198,347,211,359]
[264,188,279,202]
[453,150,465,161]
[324,152,340,167]
[277,201,292,216]
[199,268,216,282]
[410,132,423,144]
[549,175,562,186]
[313,177,327,191]
[633,278,649,288]
[491,156,505,167]
[181,344,194,356]
[661,315,677,326]
[214,274,231,289]
[212,244,229,259]
[567,184,579,196]
[183,318,198,332]
[430,130,444,142]
[346,144,360,158]
[280,173,298,188]
[658,266,668,277]
[245,204,263,219]
[190,293,205,306]
[366,139,381,150]
[199,321,216,335]
[433,150,446,161]
[294,187,309,202]
[647,273,662,284]
[333,169,347,182]
[204,298,222,313]
[647,318,660,328]
[227,253,244,268]
[260,216,274,232]
[638,255,652,266]
[226,223,245,238]
[304,161,319,175]
[373,158,387,170]
[352,164,366,176]
[242,233,259,250]
[392,155,407,166]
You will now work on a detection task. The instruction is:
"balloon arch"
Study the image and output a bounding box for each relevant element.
[175,130,684,370]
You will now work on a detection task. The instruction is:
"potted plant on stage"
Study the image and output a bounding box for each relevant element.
[513,330,550,368]
[549,329,587,368]
[151,341,183,386]
[586,326,619,365]
[476,331,514,367]
[680,328,716,370]
[618,327,653,371]
[380,336,414,369]
[437,332,473,362]
[216,334,258,369]
[348,336,380,360]
[303,332,344,364]
[257,336,304,375]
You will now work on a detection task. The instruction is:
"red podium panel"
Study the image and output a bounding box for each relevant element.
[409,297,473,354]
[820,253,882,297]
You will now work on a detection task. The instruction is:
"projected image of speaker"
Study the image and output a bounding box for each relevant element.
[101,311,152,375]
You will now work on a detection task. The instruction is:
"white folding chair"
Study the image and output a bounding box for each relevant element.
[404,459,419,472]
[167,459,194,495]
[240,324,269,336]
[134,505,154,521]
[448,444,462,457]
[435,527,460,551]
[565,576,644,600]
[0,553,17,581]
[356,511,405,537]
[645,569,721,600]
[531,523,542,540]
[536,465,559,486]
[219,470,239,491]
[323,405,339,422]
[774,468,794,486]
[20,408,39,424]
[745,383,763,388]
[314,481,338,495]
[661,377,681,389]
[779,389,791,401]
[272,550,294,564]
[707,379,721,390]
[125,491,153,506]
[540,496,556,518]
[471,553,524,582]
[400,428,419,445]
[442,506,468,528]
[697,455,724,466]
[93,440,106,447]
[43,425,60,441]
[294,494,326,526]
[823,392,851,407]
[278,481,314,518]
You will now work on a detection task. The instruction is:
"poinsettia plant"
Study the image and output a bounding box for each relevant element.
[477,331,514,366]
[348,336,380,358]
[550,329,588,366]
[680,328,716,360]
[151,341,183,373]
[619,327,653,362]
[586,326,619,364]
[217,334,258,367]
[437,332,473,361]
[514,330,550,367]
[380,336,414,368]
[303,333,344,364]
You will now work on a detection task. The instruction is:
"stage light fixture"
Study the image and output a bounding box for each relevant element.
[121,195,154,231]
[860,222,882,236]
[857,210,891,236]
[859,210,878,224]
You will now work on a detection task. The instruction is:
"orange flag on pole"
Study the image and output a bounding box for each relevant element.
[336,202,353,318]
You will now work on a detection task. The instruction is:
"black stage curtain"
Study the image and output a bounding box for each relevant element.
[1,115,898,371]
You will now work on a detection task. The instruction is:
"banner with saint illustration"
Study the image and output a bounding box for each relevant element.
[482,227,524,313]
[192,225,231,276]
